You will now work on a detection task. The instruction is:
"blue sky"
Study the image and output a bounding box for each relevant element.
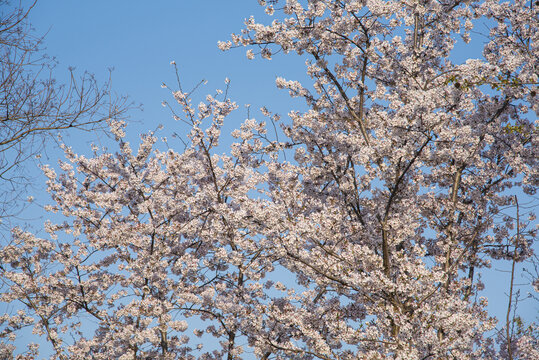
[29,0,305,139]
[11,0,538,354]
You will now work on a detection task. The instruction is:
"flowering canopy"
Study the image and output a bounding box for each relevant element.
[1,0,538,359]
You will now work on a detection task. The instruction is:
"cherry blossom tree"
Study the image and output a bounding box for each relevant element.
[1,0,537,359]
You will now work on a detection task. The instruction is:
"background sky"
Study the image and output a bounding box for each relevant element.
[29,0,306,139]
[8,0,537,354]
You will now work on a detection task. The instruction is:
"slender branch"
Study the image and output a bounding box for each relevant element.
[506,196,519,360]
[311,51,370,146]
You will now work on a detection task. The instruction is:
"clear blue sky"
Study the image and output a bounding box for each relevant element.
[29,0,306,139]
[13,0,538,353]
